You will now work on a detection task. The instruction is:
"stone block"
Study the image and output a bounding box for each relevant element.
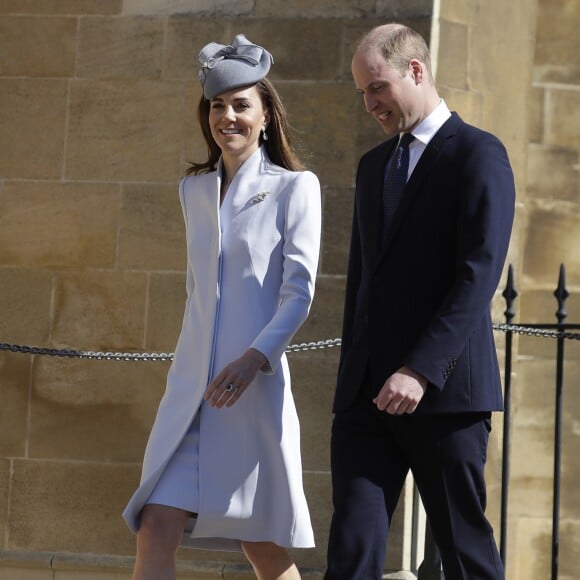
[561,367,580,518]
[181,81,210,174]
[0,567,52,580]
[467,5,534,168]
[534,0,580,84]
[0,79,67,179]
[174,547,244,568]
[438,0,480,23]
[123,0,253,15]
[517,289,580,358]
[8,459,138,554]
[0,181,120,269]
[230,20,343,81]
[28,356,167,461]
[527,144,579,202]
[146,273,186,351]
[119,183,186,271]
[221,563,255,580]
[77,16,164,79]
[533,64,580,86]
[519,349,580,522]
[469,0,536,92]
[0,353,30,457]
[0,0,121,14]
[0,551,55,580]
[50,552,133,579]
[436,20,469,91]
[559,520,580,579]
[510,516,552,580]
[0,459,9,543]
[0,16,76,77]
[512,358,561,427]
[320,187,354,276]
[527,85,544,144]
[176,562,226,580]
[51,270,147,350]
[65,79,184,182]
[522,204,580,288]
[545,89,580,149]
[294,275,345,346]
[509,423,554,517]
[0,268,52,344]
[55,567,131,579]
[480,95,528,188]
[254,0,374,18]
[164,17,230,80]
[438,87,483,127]
[277,82,360,189]
[376,0,432,18]
[290,349,337,471]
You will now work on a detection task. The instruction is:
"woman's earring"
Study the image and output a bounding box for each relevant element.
[262,128,269,141]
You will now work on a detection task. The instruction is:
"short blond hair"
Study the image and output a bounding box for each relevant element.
[355,23,433,81]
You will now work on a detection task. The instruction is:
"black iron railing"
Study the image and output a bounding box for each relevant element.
[417,263,580,580]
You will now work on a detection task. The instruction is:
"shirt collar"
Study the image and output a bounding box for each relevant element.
[409,99,451,146]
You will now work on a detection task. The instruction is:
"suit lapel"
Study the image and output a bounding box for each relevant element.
[376,114,462,265]
[359,139,397,265]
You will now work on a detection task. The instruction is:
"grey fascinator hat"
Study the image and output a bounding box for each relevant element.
[198,34,274,99]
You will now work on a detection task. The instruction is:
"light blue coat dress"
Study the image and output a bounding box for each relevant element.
[123,146,321,550]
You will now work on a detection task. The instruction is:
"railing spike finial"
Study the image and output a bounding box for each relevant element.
[554,263,569,324]
[502,264,518,323]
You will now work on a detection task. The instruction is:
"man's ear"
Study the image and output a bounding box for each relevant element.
[409,59,424,84]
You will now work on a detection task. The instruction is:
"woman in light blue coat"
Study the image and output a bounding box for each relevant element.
[123,35,321,580]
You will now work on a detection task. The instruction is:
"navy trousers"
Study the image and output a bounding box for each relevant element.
[325,398,504,580]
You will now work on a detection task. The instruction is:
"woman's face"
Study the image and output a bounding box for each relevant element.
[209,85,270,164]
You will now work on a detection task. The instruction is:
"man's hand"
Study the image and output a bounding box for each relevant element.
[373,366,428,415]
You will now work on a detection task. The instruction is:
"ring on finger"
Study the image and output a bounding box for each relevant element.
[225,383,236,392]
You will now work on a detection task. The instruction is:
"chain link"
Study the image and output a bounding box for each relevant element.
[493,323,580,340]
[0,338,342,362]
[0,325,578,362]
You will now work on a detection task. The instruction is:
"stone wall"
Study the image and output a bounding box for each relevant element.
[0,0,578,578]
[435,1,580,579]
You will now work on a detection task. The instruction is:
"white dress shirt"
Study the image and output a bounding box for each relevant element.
[407,99,452,177]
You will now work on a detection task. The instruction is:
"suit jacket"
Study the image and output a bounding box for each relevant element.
[333,112,515,415]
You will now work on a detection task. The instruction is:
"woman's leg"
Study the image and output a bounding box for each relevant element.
[241,541,301,580]
[132,504,189,580]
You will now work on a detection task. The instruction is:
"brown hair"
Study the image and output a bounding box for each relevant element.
[187,78,305,175]
[356,23,433,81]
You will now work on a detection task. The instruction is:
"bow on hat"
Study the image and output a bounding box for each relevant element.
[198,34,273,86]
[197,34,274,99]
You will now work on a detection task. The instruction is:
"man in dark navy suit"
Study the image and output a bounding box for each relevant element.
[325,23,515,580]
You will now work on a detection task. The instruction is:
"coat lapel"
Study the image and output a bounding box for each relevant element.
[376,114,462,265]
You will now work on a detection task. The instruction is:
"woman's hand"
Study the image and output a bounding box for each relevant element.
[204,348,268,408]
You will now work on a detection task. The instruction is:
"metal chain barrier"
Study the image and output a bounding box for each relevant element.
[0,338,342,362]
[0,325,578,362]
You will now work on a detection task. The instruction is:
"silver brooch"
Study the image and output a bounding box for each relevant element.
[250,191,271,204]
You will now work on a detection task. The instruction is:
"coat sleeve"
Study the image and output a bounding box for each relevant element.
[404,134,515,389]
[250,171,322,373]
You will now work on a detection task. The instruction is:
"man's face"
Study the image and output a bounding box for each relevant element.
[351,47,420,136]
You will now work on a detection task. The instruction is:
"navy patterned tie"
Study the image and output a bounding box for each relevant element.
[382,132,414,239]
